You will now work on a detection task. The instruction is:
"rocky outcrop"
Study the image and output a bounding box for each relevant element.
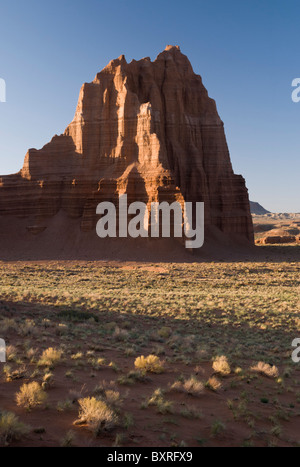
[0,45,254,256]
[256,235,297,245]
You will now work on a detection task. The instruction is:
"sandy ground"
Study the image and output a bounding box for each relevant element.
[0,214,299,446]
[0,254,299,447]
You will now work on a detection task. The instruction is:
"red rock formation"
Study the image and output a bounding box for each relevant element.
[262,236,296,244]
[0,45,254,256]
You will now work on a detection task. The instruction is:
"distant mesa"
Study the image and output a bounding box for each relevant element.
[250,201,270,215]
[0,45,254,259]
[253,205,300,245]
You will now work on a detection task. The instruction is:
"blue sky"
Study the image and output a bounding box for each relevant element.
[0,0,299,212]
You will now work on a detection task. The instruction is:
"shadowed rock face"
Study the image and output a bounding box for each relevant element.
[0,45,254,247]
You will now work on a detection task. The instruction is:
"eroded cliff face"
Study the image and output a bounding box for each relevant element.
[0,45,254,247]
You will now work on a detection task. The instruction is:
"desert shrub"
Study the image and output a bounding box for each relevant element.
[103,390,123,410]
[16,382,47,409]
[146,388,173,414]
[88,357,106,371]
[134,355,164,374]
[92,379,116,396]
[58,309,99,323]
[103,322,117,332]
[123,412,134,430]
[171,376,204,396]
[19,320,37,337]
[74,397,118,434]
[6,345,17,362]
[182,335,196,349]
[151,344,166,356]
[26,347,38,361]
[3,364,26,382]
[180,405,202,419]
[212,356,231,376]
[42,372,54,390]
[0,411,30,445]
[38,347,62,367]
[205,376,222,392]
[113,327,129,341]
[108,361,119,372]
[92,383,123,410]
[251,362,279,379]
[211,419,226,437]
[117,370,150,385]
[158,327,172,339]
[113,432,127,447]
[57,399,73,412]
[71,352,83,361]
[55,323,68,336]
[1,318,18,333]
[41,318,52,328]
[60,430,76,447]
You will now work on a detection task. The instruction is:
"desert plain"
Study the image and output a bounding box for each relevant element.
[0,216,299,447]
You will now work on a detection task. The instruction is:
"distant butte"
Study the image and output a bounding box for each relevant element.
[0,46,254,260]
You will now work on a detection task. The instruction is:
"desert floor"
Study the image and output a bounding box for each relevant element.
[0,245,300,447]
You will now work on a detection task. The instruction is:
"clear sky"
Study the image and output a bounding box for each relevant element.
[0,0,299,212]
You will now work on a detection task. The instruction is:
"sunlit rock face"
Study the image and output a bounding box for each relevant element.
[0,45,253,246]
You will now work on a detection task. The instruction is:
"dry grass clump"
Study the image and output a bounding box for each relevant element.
[42,372,54,390]
[1,318,18,333]
[171,376,204,396]
[211,419,226,437]
[180,405,203,419]
[74,397,118,434]
[3,364,26,382]
[146,388,174,414]
[0,410,30,446]
[251,362,279,379]
[38,347,63,367]
[92,379,116,396]
[71,352,83,361]
[134,355,164,374]
[19,320,37,337]
[205,376,222,392]
[6,345,18,362]
[60,430,76,447]
[113,327,129,341]
[16,382,47,410]
[103,390,123,410]
[93,384,123,410]
[158,327,172,339]
[212,356,231,376]
[117,370,150,385]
